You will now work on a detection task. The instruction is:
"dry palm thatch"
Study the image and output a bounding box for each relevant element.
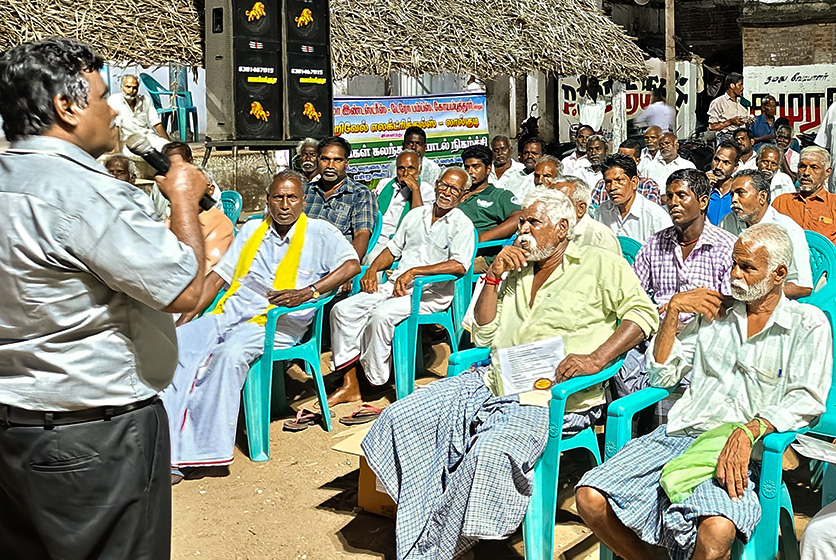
[330,0,648,81]
[0,0,203,65]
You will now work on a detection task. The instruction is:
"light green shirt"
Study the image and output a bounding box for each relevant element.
[473,241,659,409]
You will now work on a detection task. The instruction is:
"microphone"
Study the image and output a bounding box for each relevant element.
[125,134,216,211]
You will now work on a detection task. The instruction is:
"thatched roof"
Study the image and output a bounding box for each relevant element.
[0,0,647,81]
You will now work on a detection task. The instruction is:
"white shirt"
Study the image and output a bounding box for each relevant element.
[648,296,832,435]
[562,151,591,177]
[498,167,535,200]
[490,159,526,192]
[579,94,608,132]
[770,171,796,198]
[214,218,358,346]
[643,156,696,190]
[594,193,673,244]
[375,177,436,242]
[388,156,441,187]
[736,154,758,172]
[574,214,621,254]
[786,149,800,174]
[634,101,675,132]
[385,206,475,303]
[720,206,813,289]
[576,167,603,193]
[815,102,836,192]
[638,148,663,178]
[107,93,162,142]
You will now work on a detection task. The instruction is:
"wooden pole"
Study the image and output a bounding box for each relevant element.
[665,0,676,108]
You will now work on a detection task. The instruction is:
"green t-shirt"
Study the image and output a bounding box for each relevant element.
[457,184,520,233]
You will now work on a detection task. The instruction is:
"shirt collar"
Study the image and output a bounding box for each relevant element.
[793,189,828,203]
[8,136,112,178]
[728,293,794,334]
[312,175,360,195]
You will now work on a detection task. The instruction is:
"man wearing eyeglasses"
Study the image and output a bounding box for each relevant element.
[328,167,476,407]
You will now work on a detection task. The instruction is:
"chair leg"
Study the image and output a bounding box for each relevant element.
[308,359,333,432]
[177,108,188,142]
[393,322,416,400]
[242,356,271,462]
[271,360,291,419]
[522,435,563,560]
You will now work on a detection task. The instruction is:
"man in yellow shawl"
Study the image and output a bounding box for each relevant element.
[161,170,360,479]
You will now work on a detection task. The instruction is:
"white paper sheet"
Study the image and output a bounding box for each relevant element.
[791,434,836,466]
[495,336,565,396]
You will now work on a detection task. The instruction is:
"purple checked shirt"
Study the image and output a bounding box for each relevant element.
[632,223,736,309]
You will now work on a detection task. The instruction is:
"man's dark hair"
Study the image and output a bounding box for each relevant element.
[667,168,711,201]
[317,135,352,158]
[652,87,666,102]
[619,138,642,152]
[162,141,193,162]
[734,128,755,140]
[0,38,105,141]
[461,144,492,167]
[724,72,744,92]
[403,126,426,141]
[521,136,547,154]
[734,169,773,205]
[716,140,741,163]
[601,153,638,179]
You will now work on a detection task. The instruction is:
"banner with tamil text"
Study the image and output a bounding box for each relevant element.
[333,92,489,183]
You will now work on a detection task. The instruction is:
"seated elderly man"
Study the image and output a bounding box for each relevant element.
[328,167,475,408]
[721,170,812,299]
[361,188,658,560]
[577,222,832,560]
[773,146,836,244]
[595,154,672,243]
[161,170,360,479]
[756,144,796,199]
[104,154,137,185]
[365,149,435,264]
[107,74,169,156]
[552,175,621,253]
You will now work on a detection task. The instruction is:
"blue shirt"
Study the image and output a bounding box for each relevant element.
[707,189,733,225]
[751,114,774,152]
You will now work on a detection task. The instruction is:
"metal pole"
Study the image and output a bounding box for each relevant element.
[665,0,676,108]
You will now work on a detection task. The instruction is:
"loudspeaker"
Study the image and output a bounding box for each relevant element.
[205,0,333,142]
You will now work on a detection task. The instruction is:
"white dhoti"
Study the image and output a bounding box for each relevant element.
[331,282,452,385]
[801,500,836,560]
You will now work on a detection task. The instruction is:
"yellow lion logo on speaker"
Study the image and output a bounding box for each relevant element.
[303,102,321,122]
[246,2,266,21]
[295,8,313,27]
[250,101,270,122]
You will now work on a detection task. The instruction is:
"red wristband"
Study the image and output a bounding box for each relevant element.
[482,275,501,286]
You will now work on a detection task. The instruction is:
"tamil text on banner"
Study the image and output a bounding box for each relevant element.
[743,64,836,135]
[332,93,489,183]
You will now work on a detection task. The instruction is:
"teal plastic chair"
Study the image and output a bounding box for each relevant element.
[617,236,642,265]
[242,294,335,461]
[349,211,389,294]
[220,190,243,225]
[138,73,176,130]
[447,348,625,560]
[138,73,197,141]
[390,230,479,400]
[471,236,515,286]
[600,294,836,560]
[801,230,836,304]
[174,89,199,142]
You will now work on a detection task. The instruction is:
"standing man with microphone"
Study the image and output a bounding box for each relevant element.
[0,38,207,559]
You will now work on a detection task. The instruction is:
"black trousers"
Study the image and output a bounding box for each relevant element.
[0,399,171,560]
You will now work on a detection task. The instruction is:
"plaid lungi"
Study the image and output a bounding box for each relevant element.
[361,367,601,560]
[577,425,762,560]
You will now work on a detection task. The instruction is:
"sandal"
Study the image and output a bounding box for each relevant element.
[283,409,322,432]
[339,403,384,426]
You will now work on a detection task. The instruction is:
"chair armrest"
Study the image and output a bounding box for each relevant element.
[477,238,512,249]
[551,358,625,403]
[263,293,336,351]
[411,274,460,309]
[447,347,491,377]
[604,386,676,459]
[762,429,805,456]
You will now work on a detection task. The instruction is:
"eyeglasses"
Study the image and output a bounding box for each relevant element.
[436,181,463,196]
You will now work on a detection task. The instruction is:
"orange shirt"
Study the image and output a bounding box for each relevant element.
[772,189,836,243]
[199,208,235,273]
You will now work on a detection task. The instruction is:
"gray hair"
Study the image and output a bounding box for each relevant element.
[586,134,609,149]
[270,168,307,191]
[536,155,563,175]
[556,175,592,206]
[739,222,793,273]
[295,137,318,155]
[439,165,472,191]
[757,143,783,162]
[397,148,423,174]
[121,74,138,85]
[800,145,832,169]
[734,169,773,205]
[521,187,577,237]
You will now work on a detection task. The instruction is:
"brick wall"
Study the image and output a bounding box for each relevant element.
[676,3,743,65]
[744,23,836,66]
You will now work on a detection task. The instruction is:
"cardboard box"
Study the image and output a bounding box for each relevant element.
[332,425,397,518]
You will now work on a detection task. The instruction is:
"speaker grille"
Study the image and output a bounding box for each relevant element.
[234,46,283,139]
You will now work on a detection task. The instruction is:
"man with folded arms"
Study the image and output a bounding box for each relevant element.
[362,188,658,560]
[162,170,359,479]
[577,223,832,560]
[721,170,812,299]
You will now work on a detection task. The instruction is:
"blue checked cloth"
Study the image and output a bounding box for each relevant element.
[304,176,378,240]
[577,425,761,560]
[361,367,601,560]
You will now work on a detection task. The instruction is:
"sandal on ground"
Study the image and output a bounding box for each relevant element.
[283,409,322,432]
[339,403,384,426]
[171,469,185,486]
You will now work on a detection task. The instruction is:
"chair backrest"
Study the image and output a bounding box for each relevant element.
[365,211,384,260]
[138,73,171,112]
[220,190,243,225]
[618,236,642,265]
[807,292,836,438]
[805,230,836,291]
[174,90,195,108]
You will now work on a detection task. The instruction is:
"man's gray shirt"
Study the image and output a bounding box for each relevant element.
[0,136,198,411]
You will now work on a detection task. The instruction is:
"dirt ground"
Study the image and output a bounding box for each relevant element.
[170,350,823,560]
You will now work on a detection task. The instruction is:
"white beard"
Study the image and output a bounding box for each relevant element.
[730,276,772,302]
[517,234,556,262]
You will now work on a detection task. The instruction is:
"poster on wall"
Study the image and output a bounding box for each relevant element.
[743,64,836,135]
[557,58,701,143]
[332,92,489,183]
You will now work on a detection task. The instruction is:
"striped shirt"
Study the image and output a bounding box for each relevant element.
[304,176,378,241]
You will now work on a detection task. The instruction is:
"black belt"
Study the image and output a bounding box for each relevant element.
[0,396,158,428]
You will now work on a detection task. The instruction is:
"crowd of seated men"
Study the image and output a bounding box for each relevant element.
[153,122,836,560]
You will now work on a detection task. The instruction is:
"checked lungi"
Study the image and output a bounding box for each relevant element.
[361,367,601,560]
[577,425,762,560]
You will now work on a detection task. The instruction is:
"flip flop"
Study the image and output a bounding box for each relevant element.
[339,404,384,426]
[283,409,322,432]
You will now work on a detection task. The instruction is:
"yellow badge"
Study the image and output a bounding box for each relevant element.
[820,216,833,224]
[533,378,553,391]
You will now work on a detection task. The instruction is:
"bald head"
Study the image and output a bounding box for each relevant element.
[644,126,663,153]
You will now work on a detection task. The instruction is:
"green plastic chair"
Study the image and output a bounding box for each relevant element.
[242,294,335,461]
[600,294,836,560]
[349,211,387,294]
[174,89,199,142]
[471,236,515,286]
[446,348,625,560]
[138,73,176,130]
[801,230,836,305]
[138,73,197,141]
[390,230,479,400]
[220,190,243,225]
[617,236,642,265]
